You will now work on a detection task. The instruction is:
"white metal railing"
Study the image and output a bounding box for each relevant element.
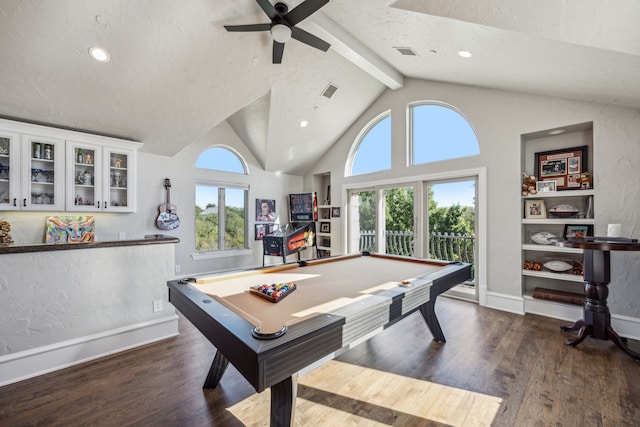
[359,230,476,280]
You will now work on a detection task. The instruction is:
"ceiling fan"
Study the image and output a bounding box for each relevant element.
[224,0,331,64]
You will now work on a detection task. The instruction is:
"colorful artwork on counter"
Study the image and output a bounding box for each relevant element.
[45,216,95,244]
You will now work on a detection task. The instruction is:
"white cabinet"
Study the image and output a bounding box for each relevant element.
[0,130,20,210]
[66,141,136,212]
[0,118,140,213]
[0,132,65,211]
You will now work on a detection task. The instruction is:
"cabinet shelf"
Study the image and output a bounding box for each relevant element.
[522,269,583,282]
[522,244,582,253]
[522,189,594,199]
[523,218,594,225]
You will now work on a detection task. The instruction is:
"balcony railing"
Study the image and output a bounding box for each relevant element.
[359,230,476,281]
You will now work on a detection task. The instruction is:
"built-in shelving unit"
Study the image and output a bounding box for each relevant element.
[520,122,594,319]
[314,172,332,258]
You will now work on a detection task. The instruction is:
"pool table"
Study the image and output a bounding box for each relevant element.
[167,252,472,426]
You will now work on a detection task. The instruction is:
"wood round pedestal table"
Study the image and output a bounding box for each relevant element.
[556,237,640,361]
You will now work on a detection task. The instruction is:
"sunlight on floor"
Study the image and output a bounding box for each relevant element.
[227,360,502,426]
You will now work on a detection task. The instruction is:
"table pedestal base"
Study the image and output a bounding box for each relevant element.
[561,320,640,361]
[562,278,640,362]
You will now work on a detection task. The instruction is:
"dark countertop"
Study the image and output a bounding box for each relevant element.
[0,234,179,255]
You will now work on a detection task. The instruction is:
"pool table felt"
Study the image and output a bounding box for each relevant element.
[192,255,447,335]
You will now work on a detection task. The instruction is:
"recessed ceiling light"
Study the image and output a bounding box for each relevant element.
[89,46,110,63]
[547,129,566,135]
[299,120,309,128]
[457,50,473,58]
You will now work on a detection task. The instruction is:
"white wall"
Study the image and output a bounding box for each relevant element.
[306,78,640,319]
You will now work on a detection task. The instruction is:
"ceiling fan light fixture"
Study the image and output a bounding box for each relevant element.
[271,24,292,43]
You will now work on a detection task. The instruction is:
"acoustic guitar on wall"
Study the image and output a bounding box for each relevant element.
[156,178,180,230]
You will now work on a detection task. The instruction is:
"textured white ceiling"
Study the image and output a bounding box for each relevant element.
[0,0,638,174]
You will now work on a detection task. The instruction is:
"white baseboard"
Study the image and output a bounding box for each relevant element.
[484,291,525,315]
[485,291,640,340]
[0,314,179,387]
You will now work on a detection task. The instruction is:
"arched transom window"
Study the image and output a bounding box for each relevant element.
[346,111,391,176]
[410,103,479,165]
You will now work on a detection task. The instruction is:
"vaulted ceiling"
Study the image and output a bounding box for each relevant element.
[1,0,639,175]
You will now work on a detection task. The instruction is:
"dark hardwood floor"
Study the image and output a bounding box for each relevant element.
[1,297,639,426]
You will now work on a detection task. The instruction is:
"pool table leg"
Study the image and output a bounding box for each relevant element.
[419,297,446,342]
[270,374,297,427]
[203,350,230,389]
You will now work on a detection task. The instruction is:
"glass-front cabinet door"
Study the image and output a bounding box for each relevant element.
[65,143,135,212]
[104,147,134,212]
[0,131,20,211]
[21,134,65,211]
[66,141,102,212]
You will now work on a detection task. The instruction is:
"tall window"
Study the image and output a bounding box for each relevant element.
[410,103,479,165]
[195,146,248,252]
[347,111,391,176]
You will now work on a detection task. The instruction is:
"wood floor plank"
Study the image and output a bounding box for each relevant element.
[1,297,639,426]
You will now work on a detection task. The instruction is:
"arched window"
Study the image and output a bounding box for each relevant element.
[346,111,391,176]
[410,103,479,165]
[194,146,249,253]
[196,146,247,174]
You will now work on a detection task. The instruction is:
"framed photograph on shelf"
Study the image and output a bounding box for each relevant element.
[534,145,587,190]
[563,224,593,239]
[320,222,331,233]
[536,180,556,193]
[524,199,547,219]
[331,207,341,218]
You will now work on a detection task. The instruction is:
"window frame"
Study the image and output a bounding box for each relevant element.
[193,145,251,259]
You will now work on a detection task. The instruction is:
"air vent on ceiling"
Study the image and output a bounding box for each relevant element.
[321,83,338,99]
[394,47,417,56]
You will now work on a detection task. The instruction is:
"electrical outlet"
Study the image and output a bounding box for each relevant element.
[118,231,126,240]
[153,299,163,313]
[175,264,181,273]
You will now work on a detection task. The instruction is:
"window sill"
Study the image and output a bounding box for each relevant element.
[191,248,252,260]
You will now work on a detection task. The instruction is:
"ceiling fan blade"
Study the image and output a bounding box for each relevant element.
[224,23,271,32]
[273,41,285,64]
[256,0,279,20]
[291,27,330,52]
[285,0,329,26]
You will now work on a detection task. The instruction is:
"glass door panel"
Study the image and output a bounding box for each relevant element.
[348,189,376,254]
[106,149,132,211]
[426,179,476,297]
[24,135,64,211]
[383,186,414,256]
[0,133,18,210]
[72,145,99,210]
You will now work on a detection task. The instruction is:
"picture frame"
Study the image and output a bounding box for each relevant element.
[524,199,547,219]
[255,223,268,240]
[536,180,556,193]
[331,207,341,218]
[534,145,588,190]
[256,199,276,222]
[563,224,594,240]
[320,222,331,233]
